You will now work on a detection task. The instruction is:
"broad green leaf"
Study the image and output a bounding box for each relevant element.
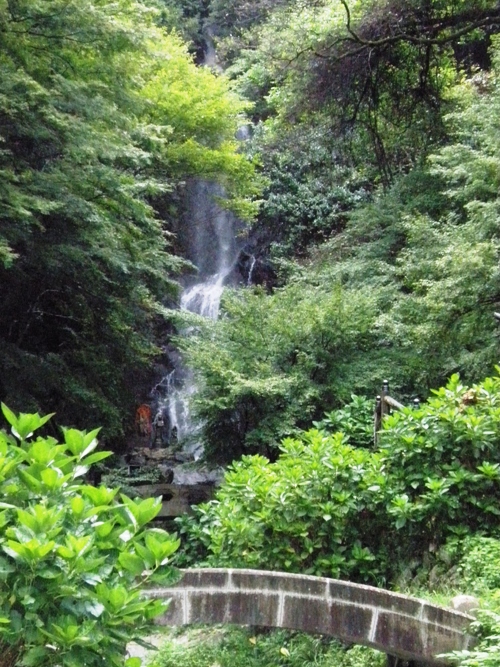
[80,451,112,466]
[125,658,142,667]
[118,552,145,575]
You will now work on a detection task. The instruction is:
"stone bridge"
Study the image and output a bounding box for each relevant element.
[150,569,475,665]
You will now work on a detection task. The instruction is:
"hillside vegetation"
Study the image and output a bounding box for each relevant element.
[3,2,500,667]
[0,0,258,443]
[176,0,500,461]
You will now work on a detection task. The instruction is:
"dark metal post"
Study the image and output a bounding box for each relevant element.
[374,395,382,445]
[381,380,390,421]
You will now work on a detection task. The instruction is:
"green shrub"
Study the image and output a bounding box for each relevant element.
[0,404,180,667]
[379,372,500,550]
[456,537,500,594]
[313,395,374,449]
[178,429,389,583]
[177,370,500,584]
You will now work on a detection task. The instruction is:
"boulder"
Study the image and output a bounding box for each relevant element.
[451,595,479,615]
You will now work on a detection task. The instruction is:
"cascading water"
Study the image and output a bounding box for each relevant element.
[151,179,242,460]
[246,255,256,286]
[145,31,247,463]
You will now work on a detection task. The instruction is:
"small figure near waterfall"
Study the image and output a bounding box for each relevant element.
[170,425,179,450]
[135,404,152,438]
[151,411,166,448]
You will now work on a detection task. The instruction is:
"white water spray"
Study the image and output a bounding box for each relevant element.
[152,180,242,459]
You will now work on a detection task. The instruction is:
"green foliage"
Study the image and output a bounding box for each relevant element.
[178,428,389,581]
[0,405,180,666]
[444,609,500,667]
[440,537,500,667]
[456,537,500,594]
[313,395,374,449]
[149,626,385,667]
[0,0,259,439]
[178,278,393,461]
[177,370,500,584]
[211,0,500,293]
[101,467,164,498]
[378,372,500,550]
[224,0,495,187]
[191,38,500,461]
[246,120,370,258]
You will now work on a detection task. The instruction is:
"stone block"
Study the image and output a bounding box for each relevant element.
[420,625,472,659]
[232,570,328,597]
[189,591,280,627]
[282,596,372,642]
[156,592,185,626]
[329,581,422,617]
[374,612,427,658]
[422,603,472,629]
[180,569,228,589]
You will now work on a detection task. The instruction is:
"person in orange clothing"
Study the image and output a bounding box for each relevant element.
[135,404,152,438]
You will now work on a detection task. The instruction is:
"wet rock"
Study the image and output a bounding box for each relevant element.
[173,451,195,463]
[237,249,276,288]
[158,466,175,484]
[173,468,224,486]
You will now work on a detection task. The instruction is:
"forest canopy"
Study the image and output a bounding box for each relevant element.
[3,0,500,456]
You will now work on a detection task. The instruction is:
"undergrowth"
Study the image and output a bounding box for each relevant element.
[147,627,386,667]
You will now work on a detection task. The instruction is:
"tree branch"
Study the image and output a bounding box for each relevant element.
[334,3,500,53]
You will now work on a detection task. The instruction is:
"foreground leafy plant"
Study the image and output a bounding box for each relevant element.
[0,404,179,667]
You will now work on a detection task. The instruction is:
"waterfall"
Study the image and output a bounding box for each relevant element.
[246,255,256,286]
[146,31,248,461]
[151,179,242,459]
[179,180,238,319]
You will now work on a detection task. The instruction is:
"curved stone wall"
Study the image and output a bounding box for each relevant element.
[149,569,475,665]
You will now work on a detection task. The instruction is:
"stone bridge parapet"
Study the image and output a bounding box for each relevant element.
[149,568,474,665]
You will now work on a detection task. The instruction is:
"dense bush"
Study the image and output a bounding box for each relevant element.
[0,405,179,667]
[379,372,500,548]
[179,278,400,462]
[178,430,388,581]
[177,371,500,584]
[313,395,374,449]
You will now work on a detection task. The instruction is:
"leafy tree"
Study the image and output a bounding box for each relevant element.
[246,119,370,258]
[177,277,396,461]
[223,0,490,190]
[340,43,500,389]
[0,404,179,666]
[215,0,500,272]
[0,0,258,442]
